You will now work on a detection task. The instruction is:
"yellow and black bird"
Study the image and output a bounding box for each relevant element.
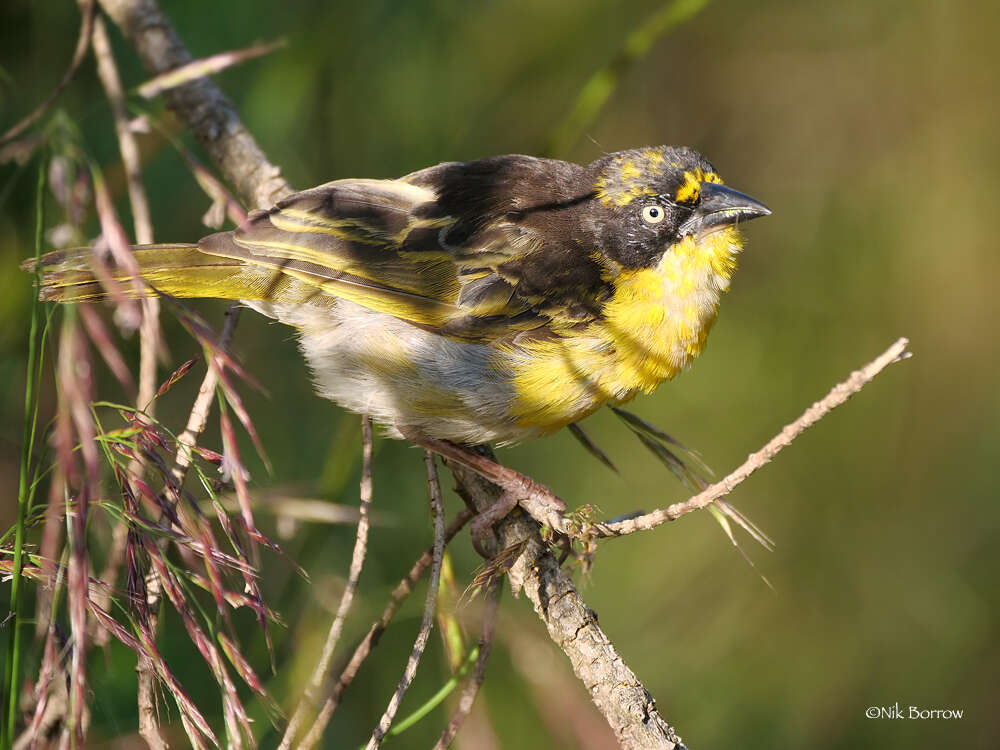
[33,146,769,446]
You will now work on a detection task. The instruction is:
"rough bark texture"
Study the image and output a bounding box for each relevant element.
[448,457,683,750]
[97,0,292,210]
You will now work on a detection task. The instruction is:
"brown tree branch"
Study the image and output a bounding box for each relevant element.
[96,0,292,209]
[448,456,685,750]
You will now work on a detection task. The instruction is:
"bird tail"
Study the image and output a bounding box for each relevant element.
[24,243,254,304]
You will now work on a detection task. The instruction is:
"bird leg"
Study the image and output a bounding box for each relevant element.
[398,429,569,546]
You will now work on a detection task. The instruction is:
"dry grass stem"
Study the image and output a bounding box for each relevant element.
[137,39,286,99]
[133,305,241,748]
[363,451,447,750]
[594,337,912,538]
[171,305,241,487]
[90,14,163,666]
[279,418,375,750]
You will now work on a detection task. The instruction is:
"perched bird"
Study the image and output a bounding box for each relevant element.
[32,146,769,447]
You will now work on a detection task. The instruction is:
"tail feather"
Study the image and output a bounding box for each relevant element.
[26,243,275,304]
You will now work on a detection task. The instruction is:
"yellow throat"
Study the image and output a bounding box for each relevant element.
[510,225,743,432]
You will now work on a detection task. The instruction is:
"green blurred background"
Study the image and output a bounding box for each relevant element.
[2,0,998,747]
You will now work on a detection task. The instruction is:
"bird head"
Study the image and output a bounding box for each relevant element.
[588,146,770,270]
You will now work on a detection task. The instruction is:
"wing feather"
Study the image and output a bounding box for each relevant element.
[196,159,608,342]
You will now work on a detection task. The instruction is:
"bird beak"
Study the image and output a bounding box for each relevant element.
[681,182,771,236]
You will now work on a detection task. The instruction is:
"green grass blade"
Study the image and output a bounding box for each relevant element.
[4,154,47,747]
[362,645,479,749]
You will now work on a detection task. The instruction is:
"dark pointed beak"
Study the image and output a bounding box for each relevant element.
[682,182,771,235]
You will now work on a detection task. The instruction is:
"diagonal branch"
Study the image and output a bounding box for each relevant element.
[96,0,292,209]
[447,454,685,750]
[297,509,473,748]
[593,337,911,538]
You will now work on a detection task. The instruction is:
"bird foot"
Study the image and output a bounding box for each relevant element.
[399,428,569,542]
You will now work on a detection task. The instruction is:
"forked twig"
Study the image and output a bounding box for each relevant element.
[278,418,375,750]
[90,3,160,616]
[364,451,446,750]
[446,455,684,749]
[133,306,241,749]
[171,306,241,487]
[298,510,473,748]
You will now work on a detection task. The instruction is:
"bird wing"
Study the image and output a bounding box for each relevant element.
[199,158,610,342]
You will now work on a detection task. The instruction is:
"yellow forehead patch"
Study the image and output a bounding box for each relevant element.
[619,160,641,181]
[642,150,665,173]
[674,168,723,204]
[595,159,658,208]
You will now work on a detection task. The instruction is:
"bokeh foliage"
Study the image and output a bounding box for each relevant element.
[1,0,998,747]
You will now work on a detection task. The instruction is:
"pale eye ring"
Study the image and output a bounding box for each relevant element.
[641,204,665,225]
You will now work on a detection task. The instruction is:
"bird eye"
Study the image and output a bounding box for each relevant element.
[641,204,665,225]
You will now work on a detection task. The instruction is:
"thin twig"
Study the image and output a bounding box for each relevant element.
[299,510,473,748]
[92,15,154,247]
[364,451,446,750]
[432,579,500,750]
[0,0,96,146]
[278,418,375,750]
[593,337,912,538]
[96,0,292,209]
[91,11,160,419]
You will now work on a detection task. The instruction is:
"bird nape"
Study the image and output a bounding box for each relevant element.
[30,145,770,450]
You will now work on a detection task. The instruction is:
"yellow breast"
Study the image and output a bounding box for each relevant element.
[509,226,743,432]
